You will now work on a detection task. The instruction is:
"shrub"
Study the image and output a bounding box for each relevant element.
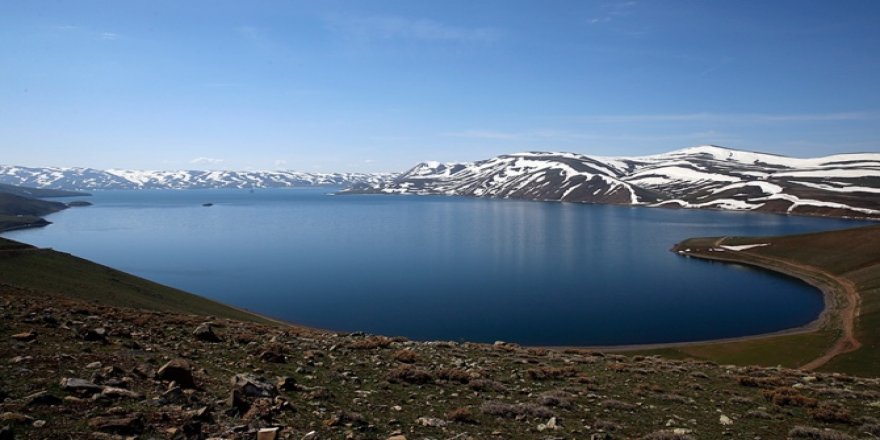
[350,336,392,350]
[480,401,554,419]
[526,366,578,380]
[788,426,854,440]
[762,387,818,407]
[446,407,477,424]
[809,403,852,424]
[736,375,785,388]
[392,349,418,364]
[468,378,506,392]
[386,365,433,385]
[436,368,471,384]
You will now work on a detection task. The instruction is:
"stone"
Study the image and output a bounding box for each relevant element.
[82,328,108,342]
[60,378,102,395]
[259,350,286,363]
[719,414,733,426]
[242,398,274,421]
[162,386,184,404]
[231,374,277,398]
[86,361,102,369]
[227,389,250,415]
[388,436,407,440]
[0,413,32,424]
[24,391,61,406]
[276,376,297,391]
[100,387,144,400]
[31,420,45,428]
[10,331,35,342]
[157,359,196,388]
[88,414,144,435]
[416,417,448,428]
[193,323,221,343]
[257,427,279,440]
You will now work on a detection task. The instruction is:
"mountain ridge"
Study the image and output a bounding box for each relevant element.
[347,145,880,220]
[0,165,396,191]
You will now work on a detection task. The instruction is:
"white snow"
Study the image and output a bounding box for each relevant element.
[720,243,770,251]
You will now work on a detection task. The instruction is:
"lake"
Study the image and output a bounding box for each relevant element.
[3,188,866,346]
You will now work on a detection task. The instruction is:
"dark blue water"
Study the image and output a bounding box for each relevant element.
[3,188,866,345]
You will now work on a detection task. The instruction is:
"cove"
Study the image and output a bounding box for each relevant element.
[2,188,867,346]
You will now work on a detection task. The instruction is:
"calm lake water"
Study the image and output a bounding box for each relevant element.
[3,188,866,345]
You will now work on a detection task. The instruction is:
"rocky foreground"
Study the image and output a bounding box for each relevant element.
[2,287,880,440]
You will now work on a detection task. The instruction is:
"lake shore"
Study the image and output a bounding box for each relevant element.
[555,242,847,366]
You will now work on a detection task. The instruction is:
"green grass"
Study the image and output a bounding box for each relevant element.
[0,237,274,324]
[653,224,880,376]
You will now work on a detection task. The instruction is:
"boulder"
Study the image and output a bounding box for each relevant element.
[59,378,102,395]
[157,359,196,388]
[231,374,277,398]
[81,328,108,342]
[24,391,61,407]
[276,376,297,391]
[88,414,144,435]
[257,427,279,440]
[259,350,286,363]
[10,331,35,342]
[193,323,221,343]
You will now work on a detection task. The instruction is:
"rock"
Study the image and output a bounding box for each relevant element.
[82,327,108,342]
[226,389,250,415]
[86,361,102,369]
[173,419,202,440]
[193,323,221,343]
[60,378,103,395]
[538,417,558,431]
[133,363,156,379]
[31,420,45,428]
[0,413,32,424]
[8,356,30,364]
[24,391,61,406]
[259,350,286,363]
[231,374,277,398]
[100,387,144,400]
[10,331,35,342]
[162,386,184,404]
[157,359,196,388]
[257,427,280,440]
[0,388,6,401]
[417,417,448,428]
[719,414,733,426]
[242,398,274,421]
[0,426,11,440]
[388,436,407,440]
[88,414,144,435]
[276,376,297,391]
[184,406,212,422]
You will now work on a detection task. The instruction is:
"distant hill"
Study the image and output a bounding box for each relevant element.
[347,145,880,220]
[0,165,396,190]
[0,192,67,217]
[0,182,89,198]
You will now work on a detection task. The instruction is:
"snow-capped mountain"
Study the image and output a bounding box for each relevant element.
[0,166,396,190]
[346,145,880,219]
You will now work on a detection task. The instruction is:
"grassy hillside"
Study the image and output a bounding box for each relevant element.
[0,237,273,324]
[656,225,880,377]
[0,192,67,217]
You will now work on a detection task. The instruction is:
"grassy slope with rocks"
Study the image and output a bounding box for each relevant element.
[657,225,880,378]
[1,236,880,439]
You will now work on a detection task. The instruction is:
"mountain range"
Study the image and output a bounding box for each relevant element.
[0,166,394,190]
[3,145,879,219]
[346,145,880,219]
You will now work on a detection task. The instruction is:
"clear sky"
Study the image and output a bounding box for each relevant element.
[2,1,879,172]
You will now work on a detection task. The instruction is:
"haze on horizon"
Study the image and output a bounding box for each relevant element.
[1,0,878,173]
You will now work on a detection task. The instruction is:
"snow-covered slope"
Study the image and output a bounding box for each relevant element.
[347,145,880,219]
[0,166,395,190]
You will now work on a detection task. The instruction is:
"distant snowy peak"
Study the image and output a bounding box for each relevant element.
[0,166,396,190]
[348,145,880,220]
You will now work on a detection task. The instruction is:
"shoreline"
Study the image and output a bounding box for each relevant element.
[563,240,856,370]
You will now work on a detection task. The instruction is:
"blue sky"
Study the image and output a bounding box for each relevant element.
[2,1,878,172]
